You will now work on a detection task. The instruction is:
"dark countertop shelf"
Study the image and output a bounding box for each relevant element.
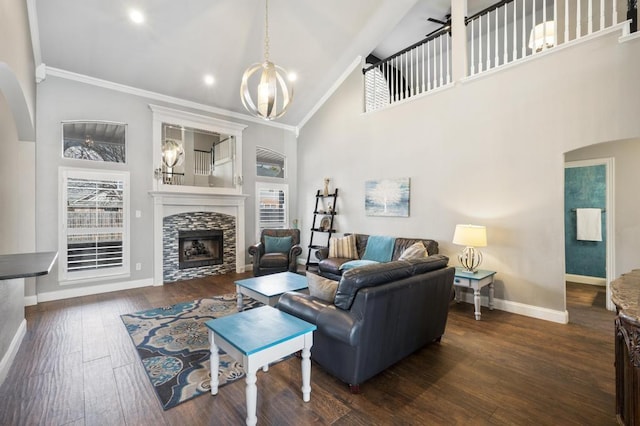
[0,251,58,280]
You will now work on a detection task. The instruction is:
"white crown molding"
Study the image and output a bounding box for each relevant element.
[45,66,298,134]
[297,56,363,131]
[25,0,42,68]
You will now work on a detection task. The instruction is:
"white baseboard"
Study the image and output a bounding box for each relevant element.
[0,319,26,386]
[24,295,38,306]
[457,291,569,324]
[36,278,154,303]
[565,274,606,286]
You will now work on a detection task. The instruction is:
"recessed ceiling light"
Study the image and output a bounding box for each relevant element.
[204,74,215,86]
[129,9,145,24]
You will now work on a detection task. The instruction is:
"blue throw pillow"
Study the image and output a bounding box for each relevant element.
[339,259,379,271]
[264,235,292,253]
[362,235,395,262]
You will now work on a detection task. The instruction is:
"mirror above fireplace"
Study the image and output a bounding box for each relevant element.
[150,104,247,194]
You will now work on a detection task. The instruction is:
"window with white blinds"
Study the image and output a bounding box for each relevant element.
[256,182,288,232]
[59,168,130,281]
[364,66,390,112]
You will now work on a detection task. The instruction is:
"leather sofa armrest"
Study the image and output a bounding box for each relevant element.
[277,293,360,346]
[317,308,361,346]
[315,247,329,260]
[248,241,264,264]
[288,244,302,271]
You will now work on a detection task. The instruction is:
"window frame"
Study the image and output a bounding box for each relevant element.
[255,182,289,234]
[58,167,130,283]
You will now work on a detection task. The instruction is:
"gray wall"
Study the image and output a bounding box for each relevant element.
[565,138,640,279]
[35,75,297,295]
[297,30,640,314]
[0,0,35,377]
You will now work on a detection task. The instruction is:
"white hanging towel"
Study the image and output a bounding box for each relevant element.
[576,208,602,241]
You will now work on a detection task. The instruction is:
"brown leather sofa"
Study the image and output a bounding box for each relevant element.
[277,255,454,392]
[316,233,439,281]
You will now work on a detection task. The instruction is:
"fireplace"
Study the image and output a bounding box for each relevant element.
[178,229,223,269]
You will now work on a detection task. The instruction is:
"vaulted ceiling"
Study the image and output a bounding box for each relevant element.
[34,0,496,128]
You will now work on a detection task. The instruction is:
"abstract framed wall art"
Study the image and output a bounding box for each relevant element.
[365,178,410,217]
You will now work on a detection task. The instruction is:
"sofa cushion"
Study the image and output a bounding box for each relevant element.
[264,235,292,253]
[398,241,428,260]
[339,259,379,271]
[329,234,359,259]
[392,238,439,260]
[361,235,395,262]
[307,272,338,302]
[334,261,415,310]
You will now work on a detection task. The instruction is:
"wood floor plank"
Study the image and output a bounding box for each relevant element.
[0,275,619,425]
[83,356,125,425]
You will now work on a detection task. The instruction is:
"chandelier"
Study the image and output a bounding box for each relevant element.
[240,0,293,120]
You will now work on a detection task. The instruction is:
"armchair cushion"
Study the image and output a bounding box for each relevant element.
[259,252,289,267]
[264,235,292,253]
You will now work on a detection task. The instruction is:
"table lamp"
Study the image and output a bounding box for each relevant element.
[452,224,487,273]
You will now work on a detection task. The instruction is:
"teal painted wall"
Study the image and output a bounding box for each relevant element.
[564,165,606,278]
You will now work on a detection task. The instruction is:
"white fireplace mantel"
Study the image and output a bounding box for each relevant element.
[150,189,248,285]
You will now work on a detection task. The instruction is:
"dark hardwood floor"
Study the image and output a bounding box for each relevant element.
[0,275,616,425]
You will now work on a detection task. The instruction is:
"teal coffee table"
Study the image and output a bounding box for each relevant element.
[235,271,308,310]
[205,306,316,426]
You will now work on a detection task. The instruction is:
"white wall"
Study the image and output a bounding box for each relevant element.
[35,75,297,296]
[297,29,640,318]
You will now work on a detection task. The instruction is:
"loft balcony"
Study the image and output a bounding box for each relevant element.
[364,0,637,112]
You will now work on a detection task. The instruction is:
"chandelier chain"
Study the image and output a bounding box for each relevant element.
[264,0,270,62]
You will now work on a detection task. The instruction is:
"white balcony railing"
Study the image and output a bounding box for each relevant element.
[364,0,629,112]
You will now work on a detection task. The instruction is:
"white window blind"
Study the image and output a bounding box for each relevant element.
[256,183,288,232]
[364,66,390,112]
[60,169,130,281]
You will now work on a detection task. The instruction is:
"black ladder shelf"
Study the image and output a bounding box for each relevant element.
[306,188,338,271]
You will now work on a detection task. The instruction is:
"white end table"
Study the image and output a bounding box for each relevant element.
[453,267,497,320]
[205,306,316,426]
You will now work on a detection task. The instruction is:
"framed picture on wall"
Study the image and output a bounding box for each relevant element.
[365,178,410,217]
[62,121,127,163]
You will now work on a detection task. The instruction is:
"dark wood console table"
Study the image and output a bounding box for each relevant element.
[612,269,640,425]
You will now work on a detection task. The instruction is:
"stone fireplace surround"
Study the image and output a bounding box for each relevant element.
[164,213,231,282]
[150,189,247,285]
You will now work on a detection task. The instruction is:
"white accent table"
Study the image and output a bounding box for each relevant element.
[453,267,497,320]
[235,271,308,310]
[205,305,316,426]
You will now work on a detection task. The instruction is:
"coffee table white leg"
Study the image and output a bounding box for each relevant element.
[489,282,495,310]
[209,330,219,395]
[301,333,313,402]
[236,285,243,310]
[473,288,482,320]
[245,368,258,426]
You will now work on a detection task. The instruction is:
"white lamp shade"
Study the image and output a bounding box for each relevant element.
[453,224,487,247]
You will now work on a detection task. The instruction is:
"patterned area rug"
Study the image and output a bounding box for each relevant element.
[121,293,261,410]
